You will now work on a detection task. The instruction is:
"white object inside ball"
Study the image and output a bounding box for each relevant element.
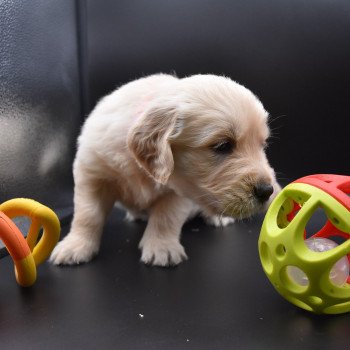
[287,237,349,286]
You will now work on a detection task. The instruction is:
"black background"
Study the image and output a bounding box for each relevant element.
[85,0,350,182]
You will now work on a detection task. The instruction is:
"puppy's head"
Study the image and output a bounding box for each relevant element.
[128,75,279,219]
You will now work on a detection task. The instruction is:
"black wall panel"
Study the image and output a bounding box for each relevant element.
[85,0,350,181]
[0,0,82,208]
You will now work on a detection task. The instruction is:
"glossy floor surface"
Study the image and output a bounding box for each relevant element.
[0,208,349,349]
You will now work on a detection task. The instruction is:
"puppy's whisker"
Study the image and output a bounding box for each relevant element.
[268,133,281,140]
[268,114,286,124]
[193,193,224,210]
[218,202,232,225]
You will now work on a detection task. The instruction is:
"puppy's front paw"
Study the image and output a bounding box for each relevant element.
[139,237,188,267]
[205,215,235,227]
[50,234,99,265]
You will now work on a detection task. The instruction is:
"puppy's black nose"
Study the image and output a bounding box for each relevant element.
[254,183,274,203]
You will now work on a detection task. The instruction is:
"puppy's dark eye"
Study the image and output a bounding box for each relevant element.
[212,140,235,155]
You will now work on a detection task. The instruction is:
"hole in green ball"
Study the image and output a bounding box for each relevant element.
[305,238,349,286]
[281,266,309,294]
[332,217,340,225]
[276,244,287,259]
[287,266,309,287]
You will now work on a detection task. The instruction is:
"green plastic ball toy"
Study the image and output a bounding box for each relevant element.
[259,174,350,314]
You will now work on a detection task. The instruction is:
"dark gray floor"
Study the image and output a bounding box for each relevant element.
[0,208,349,349]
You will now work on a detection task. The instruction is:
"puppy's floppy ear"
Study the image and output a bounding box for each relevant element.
[127,103,180,185]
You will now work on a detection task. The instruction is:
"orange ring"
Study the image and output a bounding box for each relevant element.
[0,198,61,266]
[0,199,61,287]
[0,211,36,286]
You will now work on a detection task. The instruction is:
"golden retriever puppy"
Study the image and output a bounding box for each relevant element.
[50,74,280,267]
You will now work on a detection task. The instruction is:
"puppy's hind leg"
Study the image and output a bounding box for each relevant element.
[139,193,195,267]
[50,177,115,265]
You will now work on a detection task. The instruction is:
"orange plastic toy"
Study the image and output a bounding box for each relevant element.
[0,198,60,287]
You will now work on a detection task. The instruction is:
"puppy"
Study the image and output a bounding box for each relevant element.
[50,74,280,267]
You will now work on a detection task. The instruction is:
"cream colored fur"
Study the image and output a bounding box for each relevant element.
[50,74,280,267]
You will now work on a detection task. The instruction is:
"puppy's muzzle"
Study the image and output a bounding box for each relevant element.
[253,182,274,203]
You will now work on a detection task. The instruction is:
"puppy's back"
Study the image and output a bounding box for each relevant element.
[75,74,179,172]
[91,74,179,118]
